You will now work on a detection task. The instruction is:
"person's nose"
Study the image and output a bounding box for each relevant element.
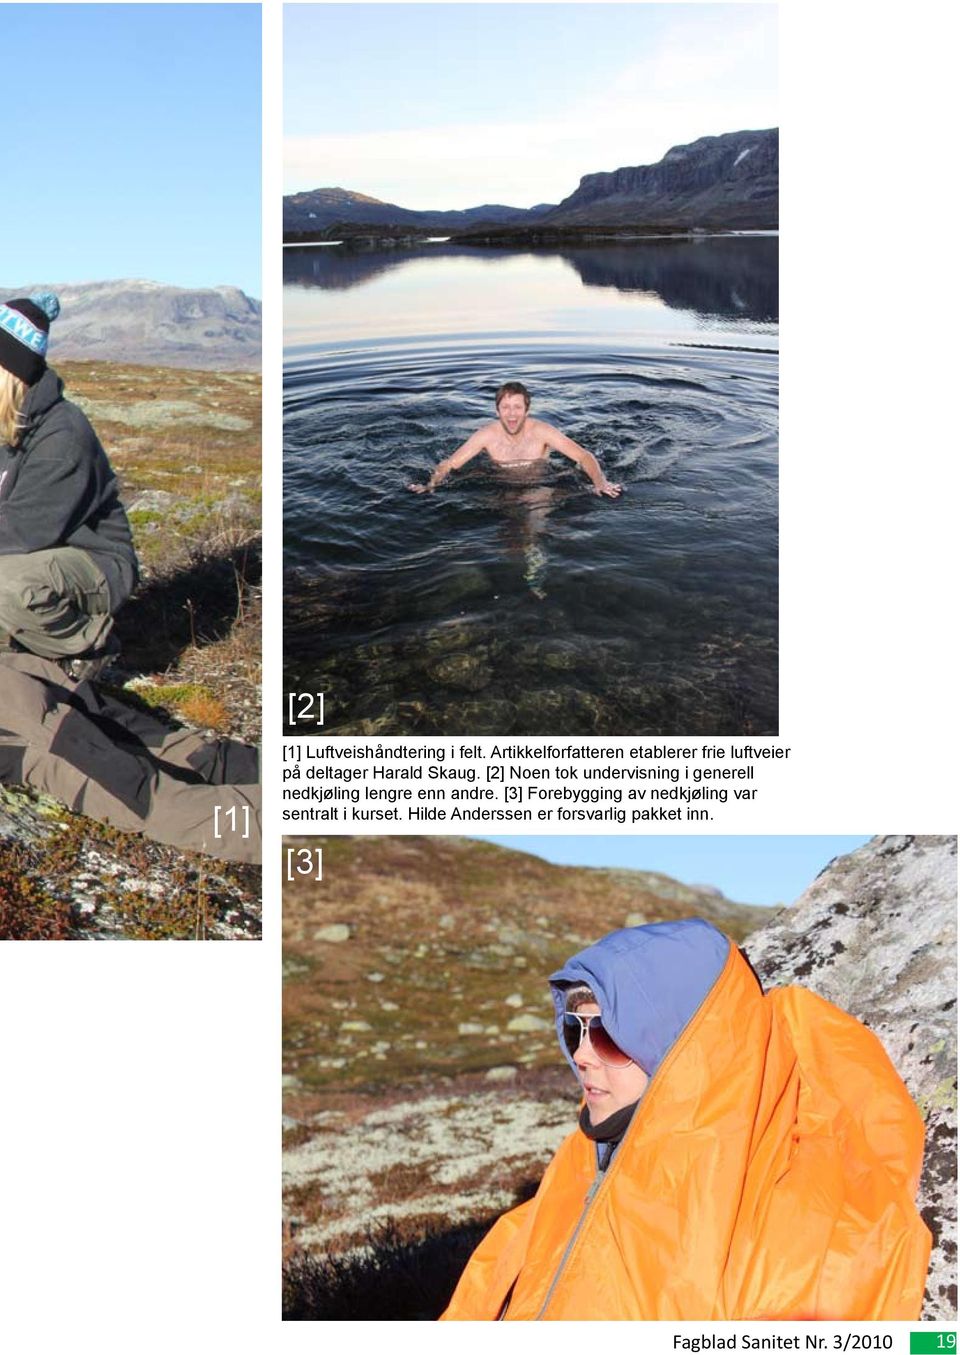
[574,1032,600,1071]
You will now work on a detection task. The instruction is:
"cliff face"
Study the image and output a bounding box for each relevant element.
[545,128,778,228]
[747,835,957,1320]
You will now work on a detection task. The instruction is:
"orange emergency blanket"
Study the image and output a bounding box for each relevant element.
[442,941,930,1320]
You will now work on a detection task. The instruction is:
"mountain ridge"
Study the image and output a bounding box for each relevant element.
[284,127,778,240]
[2,279,261,370]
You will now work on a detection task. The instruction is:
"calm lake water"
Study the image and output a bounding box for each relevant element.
[284,237,778,735]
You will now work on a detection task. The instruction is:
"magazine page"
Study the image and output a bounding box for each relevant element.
[0,3,954,1352]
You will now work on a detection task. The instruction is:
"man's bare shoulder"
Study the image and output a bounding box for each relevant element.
[530,417,564,440]
[460,420,500,450]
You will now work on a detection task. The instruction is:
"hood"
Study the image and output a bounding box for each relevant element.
[20,367,64,429]
[549,918,730,1077]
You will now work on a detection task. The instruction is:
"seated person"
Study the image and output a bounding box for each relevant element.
[0,292,138,681]
[442,918,930,1320]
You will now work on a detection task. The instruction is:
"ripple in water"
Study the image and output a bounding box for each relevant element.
[284,341,777,735]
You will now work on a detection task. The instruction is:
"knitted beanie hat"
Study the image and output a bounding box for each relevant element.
[0,292,61,385]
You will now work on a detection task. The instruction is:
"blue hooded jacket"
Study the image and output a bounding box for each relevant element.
[549,918,730,1078]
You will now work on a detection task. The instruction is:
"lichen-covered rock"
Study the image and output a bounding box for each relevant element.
[314,923,351,943]
[506,1014,552,1034]
[0,787,260,940]
[746,835,957,1320]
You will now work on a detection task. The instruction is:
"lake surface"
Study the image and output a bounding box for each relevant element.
[284,237,778,735]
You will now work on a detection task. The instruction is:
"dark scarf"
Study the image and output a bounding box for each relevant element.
[578,1099,640,1171]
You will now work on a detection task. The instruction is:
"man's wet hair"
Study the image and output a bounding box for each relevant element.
[495,381,531,410]
[563,982,599,1013]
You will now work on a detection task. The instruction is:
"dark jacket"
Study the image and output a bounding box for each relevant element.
[0,368,138,606]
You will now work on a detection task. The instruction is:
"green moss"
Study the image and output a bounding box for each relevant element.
[918,1077,958,1117]
[131,682,216,708]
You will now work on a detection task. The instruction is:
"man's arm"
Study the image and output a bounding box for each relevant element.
[408,428,488,493]
[542,424,622,497]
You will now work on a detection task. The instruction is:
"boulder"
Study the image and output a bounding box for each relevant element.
[746,835,957,1320]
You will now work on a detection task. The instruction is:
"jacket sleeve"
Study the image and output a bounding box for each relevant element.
[440,1196,538,1321]
[0,428,99,556]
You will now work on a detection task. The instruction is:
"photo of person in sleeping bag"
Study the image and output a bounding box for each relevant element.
[441,918,931,1320]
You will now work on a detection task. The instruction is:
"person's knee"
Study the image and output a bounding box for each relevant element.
[0,571,34,628]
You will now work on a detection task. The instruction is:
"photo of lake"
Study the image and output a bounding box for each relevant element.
[283,235,778,735]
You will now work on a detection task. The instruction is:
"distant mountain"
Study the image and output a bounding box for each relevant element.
[284,128,778,241]
[3,280,261,370]
[542,129,778,229]
[283,187,554,236]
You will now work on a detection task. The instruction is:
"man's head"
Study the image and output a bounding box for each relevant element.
[562,984,649,1125]
[495,381,531,436]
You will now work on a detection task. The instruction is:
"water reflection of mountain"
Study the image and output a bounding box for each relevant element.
[284,237,778,323]
[284,243,498,291]
[560,238,778,322]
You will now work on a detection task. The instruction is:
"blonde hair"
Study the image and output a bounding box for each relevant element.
[0,367,27,447]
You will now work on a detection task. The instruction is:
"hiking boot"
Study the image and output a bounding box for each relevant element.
[56,632,122,683]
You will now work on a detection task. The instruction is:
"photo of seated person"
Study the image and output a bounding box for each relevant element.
[0,292,137,681]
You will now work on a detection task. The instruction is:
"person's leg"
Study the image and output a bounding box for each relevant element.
[0,547,114,658]
[1,654,261,865]
[95,689,260,784]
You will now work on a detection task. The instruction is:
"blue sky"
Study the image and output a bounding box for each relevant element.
[285,3,777,206]
[3,5,260,297]
[469,837,873,907]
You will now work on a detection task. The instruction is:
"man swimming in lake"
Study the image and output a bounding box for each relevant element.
[408,381,622,497]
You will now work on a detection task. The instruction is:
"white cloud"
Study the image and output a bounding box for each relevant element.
[284,10,776,208]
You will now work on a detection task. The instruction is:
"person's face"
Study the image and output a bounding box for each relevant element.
[570,1003,649,1125]
[497,392,528,434]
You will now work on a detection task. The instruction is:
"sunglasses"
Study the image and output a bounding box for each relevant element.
[562,1011,632,1067]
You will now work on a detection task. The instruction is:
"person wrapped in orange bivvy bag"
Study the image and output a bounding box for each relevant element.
[442,919,931,1321]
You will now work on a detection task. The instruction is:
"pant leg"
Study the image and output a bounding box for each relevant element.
[96,690,260,785]
[0,547,114,658]
[4,648,259,785]
[1,654,261,865]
